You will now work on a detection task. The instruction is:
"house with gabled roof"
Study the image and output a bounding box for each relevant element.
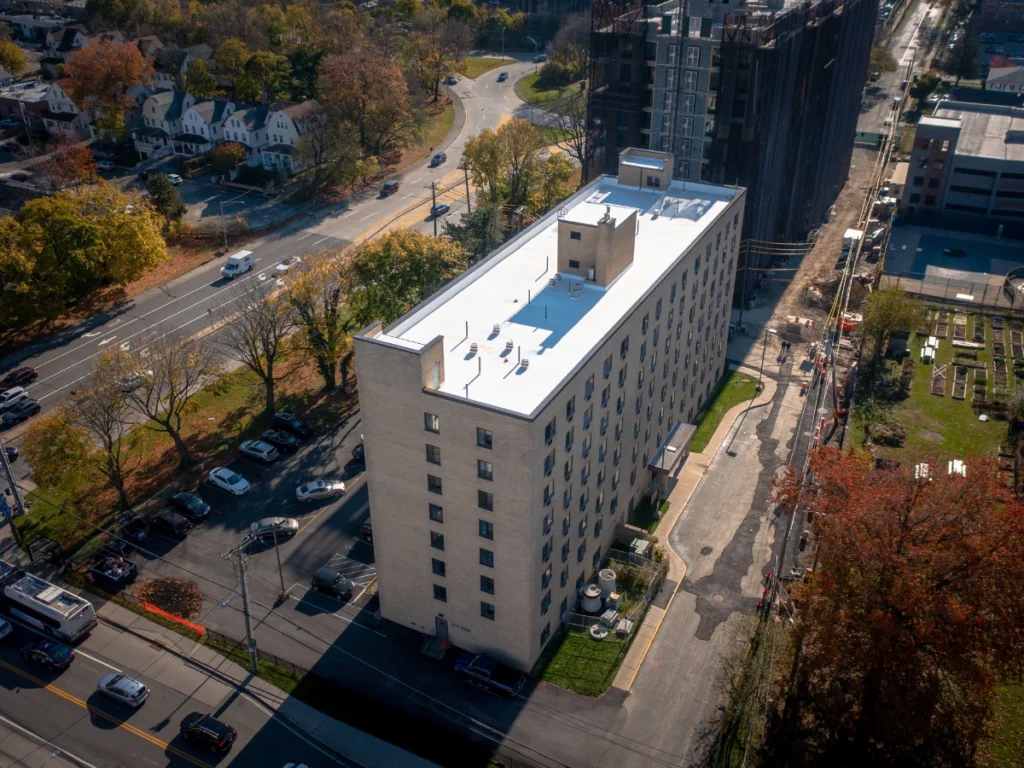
[136,35,164,59]
[174,98,235,156]
[260,100,325,175]
[133,90,195,158]
[41,79,92,139]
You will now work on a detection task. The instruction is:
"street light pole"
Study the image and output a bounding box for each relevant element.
[430,180,439,237]
[759,328,777,385]
[461,164,471,214]
[501,27,506,61]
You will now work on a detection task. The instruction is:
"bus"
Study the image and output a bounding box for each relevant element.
[3,573,97,643]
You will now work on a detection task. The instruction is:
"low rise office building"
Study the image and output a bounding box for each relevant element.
[354,149,745,670]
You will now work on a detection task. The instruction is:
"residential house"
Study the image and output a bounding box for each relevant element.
[174,97,234,156]
[1,13,64,43]
[41,78,91,138]
[0,80,49,134]
[219,105,270,151]
[0,66,12,89]
[136,35,164,59]
[151,44,213,92]
[134,90,195,158]
[260,100,324,175]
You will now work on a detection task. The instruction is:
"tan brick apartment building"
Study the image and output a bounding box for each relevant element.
[354,149,746,671]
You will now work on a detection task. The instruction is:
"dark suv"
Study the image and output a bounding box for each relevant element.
[168,491,210,520]
[151,510,192,540]
[1,367,37,386]
[273,412,314,440]
[180,712,236,753]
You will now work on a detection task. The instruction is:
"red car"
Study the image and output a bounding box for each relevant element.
[1,367,37,386]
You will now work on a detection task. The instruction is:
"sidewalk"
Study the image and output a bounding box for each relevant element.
[91,594,441,768]
[611,365,779,693]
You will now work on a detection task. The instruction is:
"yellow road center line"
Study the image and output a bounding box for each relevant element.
[0,658,212,768]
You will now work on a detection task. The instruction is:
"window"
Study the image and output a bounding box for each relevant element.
[620,336,630,359]
[481,602,495,620]
[480,548,494,568]
[428,475,442,494]
[565,427,574,452]
[679,116,693,135]
[561,566,569,587]
[432,558,446,577]
[476,427,493,449]
[570,231,582,240]
[429,503,444,523]
[541,591,551,615]
[433,584,447,602]
[426,444,441,465]
[479,520,494,540]
[541,623,551,646]
[424,412,440,433]
[683,70,697,90]
[480,575,495,594]
[545,418,556,445]
[577,541,587,562]
[928,177,940,189]
[542,564,552,589]
[566,396,576,421]
[430,531,444,550]
[477,460,493,481]
[585,374,595,400]
[544,449,555,476]
[603,355,613,379]
[686,45,700,67]
[478,490,494,511]
[569,259,580,268]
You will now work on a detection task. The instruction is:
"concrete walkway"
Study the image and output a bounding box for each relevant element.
[611,365,778,693]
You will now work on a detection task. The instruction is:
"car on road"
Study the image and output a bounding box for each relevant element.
[261,429,300,452]
[150,509,192,540]
[249,516,299,541]
[431,203,451,217]
[97,673,150,707]
[180,712,237,753]
[5,446,18,463]
[497,71,508,81]
[3,398,40,424]
[119,370,152,392]
[167,173,184,185]
[2,367,37,387]
[0,387,29,414]
[168,491,210,520]
[296,479,346,503]
[95,160,116,171]
[0,617,12,641]
[311,567,354,599]
[208,467,251,496]
[275,255,301,275]
[240,439,279,464]
[220,250,255,280]
[273,412,314,440]
[455,652,526,696]
[10,172,29,182]
[533,54,547,63]
[22,638,75,670]
[0,118,22,128]
[381,179,400,197]
[446,75,458,85]
[430,151,447,166]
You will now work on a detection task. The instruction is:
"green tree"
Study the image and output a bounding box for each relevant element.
[463,118,547,206]
[147,173,187,220]
[407,33,457,101]
[544,13,589,84]
[862,286,923,367]
[944,25,980,85]
[909,70,941,105]
[287,44,323,102]
[185,57,217,98]
[446,0,477,23]
[21,408,91,495]
[287,256,351,391]
[0,41,25,78]
[343,230,468,328]
[211,142,246,175]
[443,204,503,263]
[214,38,250,83]
[238,50,290,104]
[529,153,574,217]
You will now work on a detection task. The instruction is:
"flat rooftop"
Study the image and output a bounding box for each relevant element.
[933,101,1024,162]
[373,175,741,418]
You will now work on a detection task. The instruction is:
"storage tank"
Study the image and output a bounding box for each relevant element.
[581,584,603,613]
[598,569,617,598]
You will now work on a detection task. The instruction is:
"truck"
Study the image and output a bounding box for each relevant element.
[454,652,526,696]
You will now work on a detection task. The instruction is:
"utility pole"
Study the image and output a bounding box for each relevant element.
[738,241,750,333]
[430,181,439,237]
[223,542,259,674]
[759,328,776,385]
[271,529,286,600]
[0,433,26,552]
[461,164,471,214]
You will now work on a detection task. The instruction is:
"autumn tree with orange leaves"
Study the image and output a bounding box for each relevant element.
[64,41,153,137]
[767,447,1024,768]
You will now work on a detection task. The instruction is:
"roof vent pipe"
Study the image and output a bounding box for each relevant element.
[470,342,478,353]
[492,323,501,335]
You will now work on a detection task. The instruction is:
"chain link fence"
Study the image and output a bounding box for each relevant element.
[880,271,1024,313]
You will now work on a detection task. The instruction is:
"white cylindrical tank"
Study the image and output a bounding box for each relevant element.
[581,584,603,613]
[598,569,617,598]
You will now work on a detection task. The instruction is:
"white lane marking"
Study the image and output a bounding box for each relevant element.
[0,713,101,768]
[83,331,101,338]
[281,593,385,637]
[408,174,423,184]
[297,231,315,240]
[358,212,376,221]
[2,615,121,672]
[97,336,117,346]
[119,342,130,352]
[312,237,330,246]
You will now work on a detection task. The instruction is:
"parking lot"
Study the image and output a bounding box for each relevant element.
[979,30,1024,67]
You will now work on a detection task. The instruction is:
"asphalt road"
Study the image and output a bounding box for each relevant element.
[0,611,344,768]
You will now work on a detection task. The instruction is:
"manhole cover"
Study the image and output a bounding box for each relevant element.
[713,594,725,603]
[700,546,713,556]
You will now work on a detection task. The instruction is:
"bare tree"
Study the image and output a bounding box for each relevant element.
[71,381,138,511]
[550,91,589,172]
[287,255,352,392]
[104,335,222,469]
[216,277,296,419]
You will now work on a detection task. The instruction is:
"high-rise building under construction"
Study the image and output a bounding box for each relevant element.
[587,0,877,279]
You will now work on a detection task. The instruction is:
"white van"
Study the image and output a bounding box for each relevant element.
[220,250,254,279]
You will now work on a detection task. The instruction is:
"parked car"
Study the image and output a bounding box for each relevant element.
[119,513,149,544]
[275,256,301,275]
[381,179,399,197]
[168,491,210,520]
[208,467,251,496]
[455,652,526,696]
[497,71,508,82]
[150,509,192,540]
[119,370,152,392]
[249,517,299,541]
[0,617,11,641]
[2,367,37,387]
[311,567,354,599]
[261,429,300,452]
[533,54,547,63]
[296,480,345,503]
[3,398,40,424]
[273,412,314,440]
[361,520,373,543]
[95,160,116,171]
[167,173,183,185]
[431,203,451,217]
[22,638,75,670]
[0,387,29,413]
[869,71,880,81]
[430,152,447,166]
[97,673,150,708]
[180,713,237,753]
[351,442,365,465]
[240,440,279,464]
[4,446,18,463]
[446,75,458,85]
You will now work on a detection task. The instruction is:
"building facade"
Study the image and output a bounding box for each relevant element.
[354,149,745,671]
[588,0,875,284]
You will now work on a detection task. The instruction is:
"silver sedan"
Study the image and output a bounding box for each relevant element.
[296,480,346,503]
[249,517,299,541]
[97,673,150,708]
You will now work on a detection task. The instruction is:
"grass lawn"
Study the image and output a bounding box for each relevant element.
[851,315,1008,461]
[517,72,583,114]
[417,100,456,155]
[980,684,1024,768]
[898,125,916,154]
[631,495,669,533]
[538,632,627,697]
[690,370,761,453]
[458,56,507,80]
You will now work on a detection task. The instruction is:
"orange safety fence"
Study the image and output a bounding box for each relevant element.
[141,602,207,636]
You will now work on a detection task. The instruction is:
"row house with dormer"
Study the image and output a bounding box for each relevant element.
[133,90,194,158]
[173,98,235,156]
[41,79,92,138]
